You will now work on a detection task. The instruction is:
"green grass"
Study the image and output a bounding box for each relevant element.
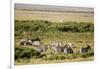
[15,20,94,65]
[15,46,94,65]
[15,54,94,65]
[15,20,94,33]
[15,32,94,46]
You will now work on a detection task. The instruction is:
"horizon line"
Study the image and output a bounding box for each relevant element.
[15,3,94,8]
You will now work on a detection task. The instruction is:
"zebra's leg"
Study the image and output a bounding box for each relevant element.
[64,48,68,54]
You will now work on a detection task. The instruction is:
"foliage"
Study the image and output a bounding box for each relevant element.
[15,20,94,64]
[15,20,94,36]
[15,46,41,60]
[80,49,94,58]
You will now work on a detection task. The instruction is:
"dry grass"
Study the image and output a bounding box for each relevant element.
[15,10,94,23]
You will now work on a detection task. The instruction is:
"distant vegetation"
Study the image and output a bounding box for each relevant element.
[15,20,94,36]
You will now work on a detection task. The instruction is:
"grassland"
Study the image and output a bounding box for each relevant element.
[15,20,94,45]
[15,20,94,65]
[15,10,94,23]
[15,6,94,65]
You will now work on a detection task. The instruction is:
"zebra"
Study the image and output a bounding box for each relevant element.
[63,44,74,54]
[80,44,91,54]
[20,38,32,46]
[19,37,41,46]
[51,42,74,54]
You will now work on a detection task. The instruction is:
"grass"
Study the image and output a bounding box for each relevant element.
[14,4,94,65]
[15,10,94,23]
[15,46,94,65]
[14,20,94,65]
[15,33,94,65]
[15,37,94,65]
[14,3,94,65]
[15,20,94,39]
[15,56,93,65]
[15,32,94,46]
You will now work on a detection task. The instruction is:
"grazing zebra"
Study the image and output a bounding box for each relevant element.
[29,37,41,46]
[67,42,76,48]
[80,44,91,54]
[35,45,48,53]
[51,42,74,54]
[51,41,64,53]
[52,41,63,47]
[63,44,74,54]
[20,38,32,46]
[19,37,41,46]
[51,44,63,54]
[31,41,41,46]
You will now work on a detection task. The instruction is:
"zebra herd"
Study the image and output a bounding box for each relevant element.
[19,38,92,54]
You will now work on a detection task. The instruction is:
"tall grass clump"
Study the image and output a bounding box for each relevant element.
[57,22,94,32]
[15,46,41,60]
[80,49,94,58]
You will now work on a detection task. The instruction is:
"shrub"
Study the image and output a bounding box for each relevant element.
[80,49,94,58]
[15,20,51,33]
[57,22,94,32]
[15,20,94,35]
[15,46,41,60]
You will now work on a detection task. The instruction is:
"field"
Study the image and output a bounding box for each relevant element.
[15,4,94,65]
[15,10,94,23]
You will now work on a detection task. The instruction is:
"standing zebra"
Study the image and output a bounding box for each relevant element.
[80,44,91,54]
[63,44,74,54]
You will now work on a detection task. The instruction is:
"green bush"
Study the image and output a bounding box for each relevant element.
[15,20,94,35]
[15,46,41,60]
[57,22,94,32]
[80,49,94,58]
[15,20,51,32]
